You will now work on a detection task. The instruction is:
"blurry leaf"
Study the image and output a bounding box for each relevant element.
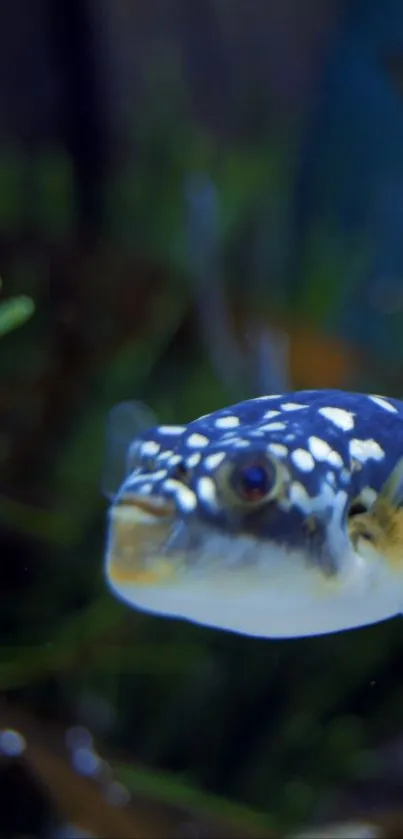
[116,763,274,838]
[0,493,76,546]
[0,596,203,690]
[294,821,381,838]
[0,294,35,337]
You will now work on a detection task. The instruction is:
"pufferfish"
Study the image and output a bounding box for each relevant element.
[104,389,403,639]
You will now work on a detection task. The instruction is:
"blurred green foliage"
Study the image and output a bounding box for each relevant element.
[0,290,34,337]
[1,64,403,837]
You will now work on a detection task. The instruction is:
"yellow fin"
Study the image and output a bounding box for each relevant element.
[347,458,403,569]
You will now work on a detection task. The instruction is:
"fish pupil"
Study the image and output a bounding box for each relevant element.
[238,464,272,501]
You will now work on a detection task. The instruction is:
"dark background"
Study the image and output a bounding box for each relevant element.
[1,1,403,836]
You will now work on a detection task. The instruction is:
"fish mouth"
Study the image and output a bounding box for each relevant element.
[106,493,179,587]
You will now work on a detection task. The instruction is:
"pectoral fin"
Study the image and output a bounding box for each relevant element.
[349,457,403,569]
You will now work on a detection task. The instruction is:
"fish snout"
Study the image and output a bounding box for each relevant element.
[106,492,178,588]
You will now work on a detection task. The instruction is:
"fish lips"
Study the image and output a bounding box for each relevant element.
[106,493,180,589]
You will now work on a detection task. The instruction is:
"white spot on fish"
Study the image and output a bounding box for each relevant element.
[164,479,197,512]
[268,443,288,457]
[259,422,287,432]
[177,486,198,512]
[289,481,311,511]
[158,450,173,461]
[167,455,182,467]
[289,478,336,515]
[158,425,186,435]
[140,482,153,494]
[360,486,378,507]
[281,402,308,411]
[369,394,398,413]
[140,440,160,457]
[308,435,344,468]
[349,438,385,463]
[149,469,168,481]
[262,410,281,420]
[291,448,315,472]
[319,407,355,431]
[204,452,226,470]
[329,451,344,468]
[197,476,218,508]
[232,439,250,448]
[214,415,240,429]
[308,435,331,460]
[186,452,202,468]
[187,433,209,448]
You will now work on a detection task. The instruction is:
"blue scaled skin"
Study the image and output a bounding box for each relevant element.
[105,390,403,638]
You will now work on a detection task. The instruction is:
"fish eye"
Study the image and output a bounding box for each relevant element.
[231,458,278,504]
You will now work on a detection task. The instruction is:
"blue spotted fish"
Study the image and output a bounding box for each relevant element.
[104,390,403,638]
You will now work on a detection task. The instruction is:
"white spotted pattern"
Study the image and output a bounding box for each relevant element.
[289,481,311,511]
[197,476,218,508]
[140,440,160,457]
[204,452,226,470]
[281,402,308,412]
[369,395,398,413]
[164,480,197,512]
[187,433,209,449]
[308,435,344,468]
[259,422,287,432]
[140,482,153,494]
[349,438,385,463]
[186,452,202,468]
[359,486,378,507]
[148,469,168,482]
[167,454,182,467]
[291,448,315,473]
[326,471,336,486]
[319,406,355,431]
[214,415,240,429]
[263,410,281,420]
[268,443,288,458]
[158,450,173,461]
[158,425,186,435]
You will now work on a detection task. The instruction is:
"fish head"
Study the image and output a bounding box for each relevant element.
[104,398,403,638]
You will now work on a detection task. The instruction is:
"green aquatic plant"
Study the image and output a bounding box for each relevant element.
[0,287,35,338]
